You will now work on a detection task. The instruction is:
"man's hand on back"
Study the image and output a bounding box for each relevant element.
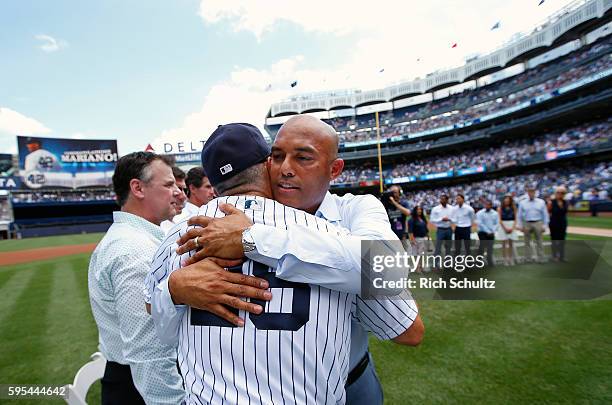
[168,258,271,326]
[176,204,253,265]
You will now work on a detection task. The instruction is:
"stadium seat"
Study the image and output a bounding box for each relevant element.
[64,352,106,405]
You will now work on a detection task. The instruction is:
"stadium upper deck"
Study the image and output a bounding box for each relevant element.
[265,0,612,148]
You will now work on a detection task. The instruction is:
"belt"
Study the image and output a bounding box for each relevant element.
[346,353,369,387]
[527,220,541,223]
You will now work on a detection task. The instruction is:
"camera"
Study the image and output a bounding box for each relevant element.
[381,190,395,210]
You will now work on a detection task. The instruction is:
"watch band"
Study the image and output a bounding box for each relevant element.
[242,226,256,253]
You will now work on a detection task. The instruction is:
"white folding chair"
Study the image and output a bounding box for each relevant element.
[64,352,106,405]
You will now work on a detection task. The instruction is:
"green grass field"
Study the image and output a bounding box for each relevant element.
[1,233,611,404]
[567,215,612,229]
[0,233,105,253]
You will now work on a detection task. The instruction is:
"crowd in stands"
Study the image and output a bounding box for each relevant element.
[336,54,611,143]
[266,36,610,143]
[11,190,116,203]
[332,118,612,183]
[330,36,611,134]
[399,161,611,212]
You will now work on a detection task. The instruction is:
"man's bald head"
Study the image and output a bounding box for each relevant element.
[277,115,339,160]
[269,114,345,214]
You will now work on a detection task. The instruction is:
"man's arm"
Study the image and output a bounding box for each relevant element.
[390,196,411,217]
[392,315,425,346]
[429,207,441,227]
[112,254,185,404]
[177,196,402,294]
[353,292,424,347]
[145,223,272,346]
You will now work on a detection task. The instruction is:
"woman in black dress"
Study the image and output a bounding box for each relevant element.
[408,205,429,272]
[548,186,569,262]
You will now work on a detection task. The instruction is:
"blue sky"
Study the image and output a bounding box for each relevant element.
[0,0,576,155]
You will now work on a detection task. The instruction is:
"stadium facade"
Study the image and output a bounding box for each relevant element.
[264,0,612,212]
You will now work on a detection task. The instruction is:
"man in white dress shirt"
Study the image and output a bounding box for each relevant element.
[451,193,476,256]
[160,167,215,234]
[185,166,215,209]
[517,185,549,263]
[145,121,423,404]
[160,166,188,233]
[476,200,499,267]
[150,116,424,405]
[430,194,454,258]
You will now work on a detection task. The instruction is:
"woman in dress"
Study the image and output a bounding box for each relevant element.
[497,195,518,265]
[408,205,429,272]
[548,186,569,262]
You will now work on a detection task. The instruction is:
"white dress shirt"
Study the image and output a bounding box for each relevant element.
[88,212,184,404]
[517,197,549,227]
[430,204,454,228]
[146,192,416,372]
[451,203,476,227]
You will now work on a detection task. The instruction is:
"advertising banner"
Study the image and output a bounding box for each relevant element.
[17,136,118,189]
[456,165,486,176]
[545,148,577,161]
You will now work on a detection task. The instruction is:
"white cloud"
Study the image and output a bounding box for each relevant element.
[199,0,577,86]
[35,34,68,53]
[152,57,304,150]
[0,107,51,136]
[157,0,578,148]
[0,107,52,154]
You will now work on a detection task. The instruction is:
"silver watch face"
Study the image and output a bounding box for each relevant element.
[242,228,256,252]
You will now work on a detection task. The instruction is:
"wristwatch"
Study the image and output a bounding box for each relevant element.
[242,226,256,253]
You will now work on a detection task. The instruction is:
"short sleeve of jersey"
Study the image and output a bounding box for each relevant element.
[352,291,418,340]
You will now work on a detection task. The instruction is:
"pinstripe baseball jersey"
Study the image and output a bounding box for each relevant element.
[147,195,417,405]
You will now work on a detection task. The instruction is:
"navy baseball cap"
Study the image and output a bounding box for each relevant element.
[201,123,271,186]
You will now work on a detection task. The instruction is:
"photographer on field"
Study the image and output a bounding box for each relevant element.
[381,185,411,249]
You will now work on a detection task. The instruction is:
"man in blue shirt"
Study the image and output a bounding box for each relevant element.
[517,185,549,263]
[476,200,499,267]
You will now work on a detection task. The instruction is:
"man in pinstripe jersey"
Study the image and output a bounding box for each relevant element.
[147,122,422,404]
[171,116,425,404]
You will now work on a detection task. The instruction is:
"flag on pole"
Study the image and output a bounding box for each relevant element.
[491,21,500,30]
[290,80,298,88]
[538,0,545,5]
[451,42,458,48]
[378,68,385,73]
